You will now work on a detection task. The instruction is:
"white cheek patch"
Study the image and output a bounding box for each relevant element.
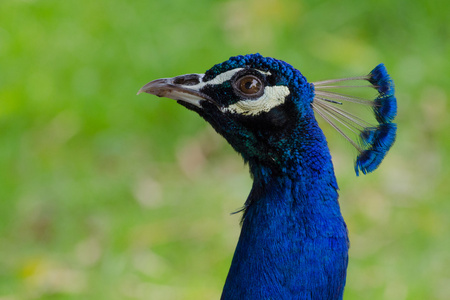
[222,85,290,116]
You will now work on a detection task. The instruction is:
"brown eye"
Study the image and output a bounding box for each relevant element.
[236,75,263,96]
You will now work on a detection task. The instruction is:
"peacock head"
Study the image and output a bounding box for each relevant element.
[138,54,318,172]
[138,53,397,176]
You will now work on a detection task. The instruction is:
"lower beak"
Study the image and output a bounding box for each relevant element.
[137,74,213,108]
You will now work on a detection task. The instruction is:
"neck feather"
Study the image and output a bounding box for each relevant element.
[222,126,349,300]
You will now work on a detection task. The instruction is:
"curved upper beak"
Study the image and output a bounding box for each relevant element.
[137,73,214,108]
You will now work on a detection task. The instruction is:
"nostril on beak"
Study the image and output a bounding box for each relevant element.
[173,74,201,86]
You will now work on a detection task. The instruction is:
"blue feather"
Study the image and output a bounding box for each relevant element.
[368,63,395,96]
[360,127,378,146]
[374,94,397,123]
[356,123,397,175]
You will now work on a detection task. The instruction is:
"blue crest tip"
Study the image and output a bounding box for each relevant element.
[374,94,397,123]
[368,63,395,96]
[355,123,397,176]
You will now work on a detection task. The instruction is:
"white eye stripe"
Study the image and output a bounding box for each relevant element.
[181,68,244,91]
[255,70,271,76]
[222,86,290,116]
[204,68,270,86]
[205,68,244,86]
[182,68,271,91]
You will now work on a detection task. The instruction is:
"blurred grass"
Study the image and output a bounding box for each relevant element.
[1,0,449,299]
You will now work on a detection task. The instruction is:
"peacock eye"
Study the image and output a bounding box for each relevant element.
[235,75,264,97]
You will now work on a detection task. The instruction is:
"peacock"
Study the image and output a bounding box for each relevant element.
[138,54,397,299]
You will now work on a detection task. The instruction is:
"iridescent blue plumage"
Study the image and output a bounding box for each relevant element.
[369,63,394,95]
[356,123,397,175]
[374,94,397,123]
[138,53,397,299]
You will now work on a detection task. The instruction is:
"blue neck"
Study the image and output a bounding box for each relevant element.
[221,129,349,299]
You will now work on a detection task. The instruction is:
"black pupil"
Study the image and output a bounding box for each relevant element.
[245,80,256,90]
[240,76,261,94]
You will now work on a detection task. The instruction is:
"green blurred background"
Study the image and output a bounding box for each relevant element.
[1,0,449,299]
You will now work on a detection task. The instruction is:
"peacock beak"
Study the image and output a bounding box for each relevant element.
[137,74,214,108]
